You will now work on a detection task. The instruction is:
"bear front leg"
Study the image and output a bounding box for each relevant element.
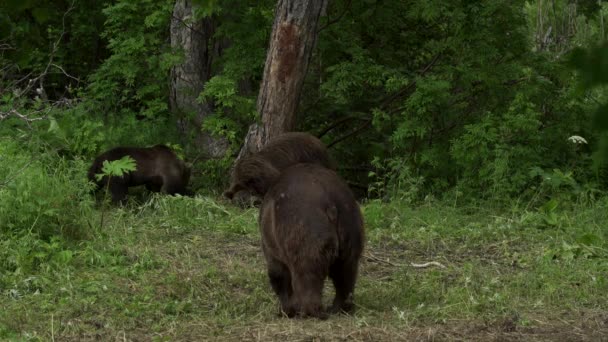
[108,180,128,204]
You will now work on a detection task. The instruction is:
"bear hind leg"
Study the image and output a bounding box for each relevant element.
[328,259,359,314]
[145,176,163,193]
[290,265,328,320]
[266,256,294,317]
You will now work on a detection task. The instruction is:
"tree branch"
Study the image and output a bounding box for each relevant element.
[317,115,368,138]
[317,0,353,33]
[378,52,442,110]
[15,1,76,98]
[51,63,80,83]
[0,108,51,128]
[327,119,372,148]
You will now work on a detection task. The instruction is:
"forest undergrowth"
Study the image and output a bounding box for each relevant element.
[1,180,607,341]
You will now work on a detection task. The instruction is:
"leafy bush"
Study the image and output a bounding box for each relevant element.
[87,0,176,119]
[301,0,600,202]
[451,93,544,198]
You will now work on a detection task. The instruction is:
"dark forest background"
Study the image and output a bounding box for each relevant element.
[2,0,608,201]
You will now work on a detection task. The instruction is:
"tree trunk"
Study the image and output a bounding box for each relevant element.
[235,0,328,161]
[170,0,228,158]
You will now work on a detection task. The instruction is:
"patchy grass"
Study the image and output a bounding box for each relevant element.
[1,195,607,341]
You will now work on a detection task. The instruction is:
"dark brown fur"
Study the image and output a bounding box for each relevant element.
[259,163,364,319]
[88,145,191,203]
[224,132,335,200]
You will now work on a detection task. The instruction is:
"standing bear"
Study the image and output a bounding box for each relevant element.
[223,132,336,201]
[259,163,365,319]
[88,144,191,203]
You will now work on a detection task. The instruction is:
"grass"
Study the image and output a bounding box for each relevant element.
[1,194,608,341]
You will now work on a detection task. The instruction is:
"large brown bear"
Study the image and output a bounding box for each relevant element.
[223,132,336,201]
[88,145,192,203]
[259,163,364,319]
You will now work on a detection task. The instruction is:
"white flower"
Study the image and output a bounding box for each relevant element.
[567,135,588,144]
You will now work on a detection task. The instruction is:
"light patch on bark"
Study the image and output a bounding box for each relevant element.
[170,0,229,158]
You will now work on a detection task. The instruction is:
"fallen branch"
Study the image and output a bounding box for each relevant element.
[409,261,446,269]
[365,252,447,269]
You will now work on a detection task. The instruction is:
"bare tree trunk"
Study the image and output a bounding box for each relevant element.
[170,0,228,158]
[235,0,328,161]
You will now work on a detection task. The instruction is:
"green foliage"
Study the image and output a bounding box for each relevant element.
[451,93,544,197]
[570,43,608,167]
[368,156,424,203]
[0,234,74,279]
[47,113,106,157]
[87,0,175,119]
[298,0,602,201]
[0,0,107,90]
[193,156,235,192]
[43,102,182,159]
[197,0,274,148]
[97,156,137,181]
[0,139,95,239]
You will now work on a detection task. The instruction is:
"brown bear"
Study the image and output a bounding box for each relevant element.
[223,132,336,201]
[88,145,192,203]
[259,163,364,319]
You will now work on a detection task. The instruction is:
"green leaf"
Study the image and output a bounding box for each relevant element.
[97,156,137,180]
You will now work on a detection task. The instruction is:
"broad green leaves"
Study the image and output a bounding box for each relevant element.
[96,156,137,181]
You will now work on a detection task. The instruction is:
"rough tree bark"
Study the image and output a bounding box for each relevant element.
[234,0,328,161]
[170,0,228,158]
